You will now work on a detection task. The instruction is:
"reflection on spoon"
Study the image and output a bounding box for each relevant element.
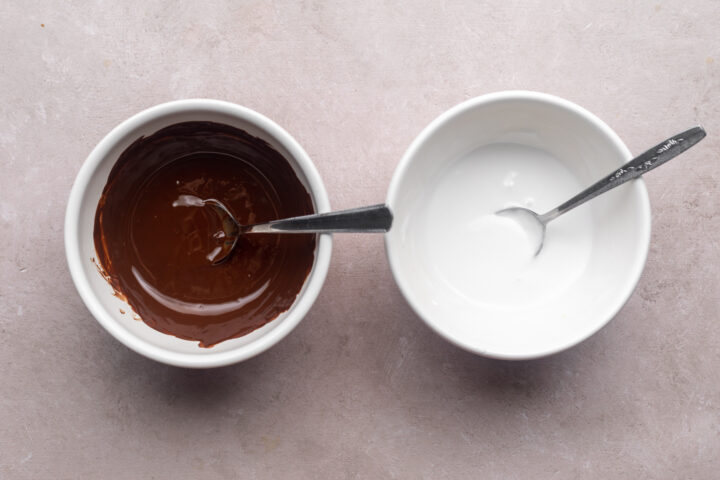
[172,195,240,265]
[206,246,223,263]
[172,194,205,208]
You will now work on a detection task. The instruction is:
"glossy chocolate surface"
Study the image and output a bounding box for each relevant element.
[93,121,316,347]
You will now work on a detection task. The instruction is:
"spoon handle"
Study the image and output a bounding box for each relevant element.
[244,204,393,234]
[540,126,706,222]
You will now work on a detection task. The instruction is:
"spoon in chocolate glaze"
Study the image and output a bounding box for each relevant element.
[174,196,393,265]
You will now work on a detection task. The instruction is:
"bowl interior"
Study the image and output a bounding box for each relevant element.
[66,101,331,367]
[386,93,650,359]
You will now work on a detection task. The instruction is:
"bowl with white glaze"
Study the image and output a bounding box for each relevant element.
[385,91,651,359]
[65,99,332,368]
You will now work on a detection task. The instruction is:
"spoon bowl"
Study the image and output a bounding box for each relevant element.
[496,206,546,255]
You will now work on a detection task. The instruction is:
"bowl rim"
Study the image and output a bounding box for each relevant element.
[384,90,651,360]
[64,99,332,368]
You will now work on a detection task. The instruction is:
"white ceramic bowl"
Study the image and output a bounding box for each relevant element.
[65,99,332,368]
[385,91,651,359]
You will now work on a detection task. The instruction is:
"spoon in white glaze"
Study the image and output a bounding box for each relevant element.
[497,126,706,255]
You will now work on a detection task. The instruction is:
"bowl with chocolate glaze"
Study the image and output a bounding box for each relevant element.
[65,100,331,368]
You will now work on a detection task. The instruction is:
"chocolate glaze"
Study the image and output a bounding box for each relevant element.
[93,121,316,347]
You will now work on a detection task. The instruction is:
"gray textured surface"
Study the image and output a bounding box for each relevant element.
[1,1,719,478]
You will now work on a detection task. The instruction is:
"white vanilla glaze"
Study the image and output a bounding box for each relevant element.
[409,143,594,309]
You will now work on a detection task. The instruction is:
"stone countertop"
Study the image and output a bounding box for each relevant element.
[1,1,719,478]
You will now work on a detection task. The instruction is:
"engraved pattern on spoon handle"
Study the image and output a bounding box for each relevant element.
[540,126,706,222]
[245,204,393,234]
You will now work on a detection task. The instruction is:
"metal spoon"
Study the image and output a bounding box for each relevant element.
[497,126,707,255]
[199,202,392,264]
